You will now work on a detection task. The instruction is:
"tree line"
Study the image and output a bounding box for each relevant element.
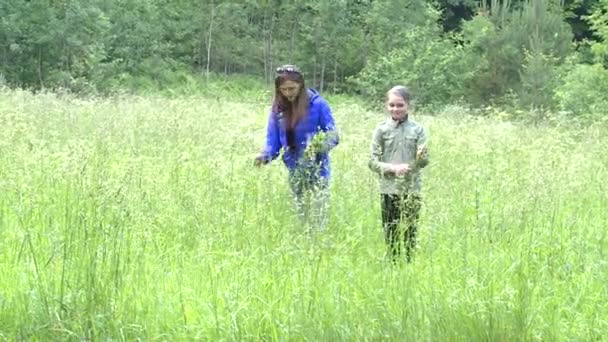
[1,0,608,118]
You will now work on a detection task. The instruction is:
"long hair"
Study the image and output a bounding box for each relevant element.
[273,69,309,149]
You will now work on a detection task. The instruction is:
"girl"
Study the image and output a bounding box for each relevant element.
[368,86,429,262]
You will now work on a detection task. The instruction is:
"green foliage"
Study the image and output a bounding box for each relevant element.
[455,15,504,105]
[586,0,608,65]
[103,0,168,72]
[352,0,577,113]
[363,0,437,56]
[352,27,476,107]
[297,0,362,92]
[435,0,478,31]
[552,0,608,120]
[0,0,109,89]
[461,0,574,105]
[518,49,561,111]
[554,62,608,119]
[1,0,608,122]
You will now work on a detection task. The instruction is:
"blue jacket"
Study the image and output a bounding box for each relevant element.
[260,88,339,178]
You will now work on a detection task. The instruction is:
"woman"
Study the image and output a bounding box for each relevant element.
[369,86,429,262]
[255,64,339,232]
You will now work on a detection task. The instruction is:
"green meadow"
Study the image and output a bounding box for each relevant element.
[0,86,606,341]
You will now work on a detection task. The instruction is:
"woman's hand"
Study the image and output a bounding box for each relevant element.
[254,155,267,167]
[304,133,325,160]
[304,148,316,160]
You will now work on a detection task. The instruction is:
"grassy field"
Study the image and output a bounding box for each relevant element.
[0,87,606,341]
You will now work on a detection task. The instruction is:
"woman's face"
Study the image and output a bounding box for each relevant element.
[279,80,302,102]
[386,92,409,120]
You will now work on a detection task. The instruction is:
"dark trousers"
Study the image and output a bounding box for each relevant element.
[381,193,421,262]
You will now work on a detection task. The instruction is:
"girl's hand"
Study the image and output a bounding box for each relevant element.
[392,163,412,176]
[416,145,428,161]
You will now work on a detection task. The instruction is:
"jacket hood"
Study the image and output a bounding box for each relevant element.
[307,88,321,104]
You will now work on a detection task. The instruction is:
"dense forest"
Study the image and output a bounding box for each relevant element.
[2,0,608,118]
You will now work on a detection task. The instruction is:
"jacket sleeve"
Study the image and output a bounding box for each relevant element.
[259,112,282,162]
[317,99,339,152]
[368,126,393,175]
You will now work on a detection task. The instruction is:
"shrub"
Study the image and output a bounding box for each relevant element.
[554,63,608,120]
[352,26,475,107]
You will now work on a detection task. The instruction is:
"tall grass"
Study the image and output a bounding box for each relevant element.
[0,87,606,340]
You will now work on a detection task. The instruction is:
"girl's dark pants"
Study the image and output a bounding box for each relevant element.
[381,193,421,262]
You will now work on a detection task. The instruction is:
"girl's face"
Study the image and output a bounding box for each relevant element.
[279,80,302,102]
[386,92,409,120]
